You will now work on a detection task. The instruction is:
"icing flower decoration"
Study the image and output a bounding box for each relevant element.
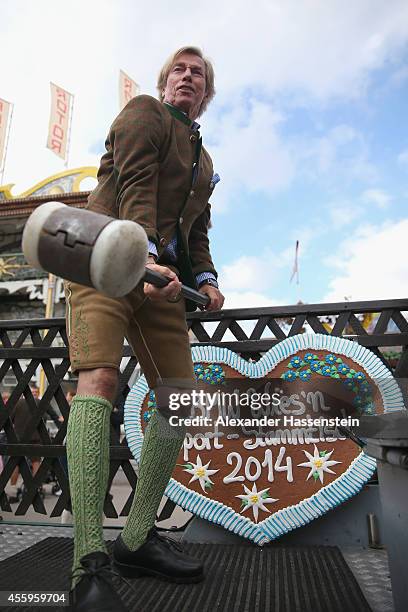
[353,395,363,408]
[353,372,366,381]
[325,354,336,364]
[181,455,219,493]
[289,356,303,368]
[143,408,156,423]
[282,370,298,381]
[193,363,225,384]
[298,445,341,484]
[310,361,322,372]
[194,364,205,380]
[321,365,333,377]
[299,370,311,381]
[362,402,375,415]
[144,390,157,422]
[359,383,371,396]
[304,353,317,362]
[236,483,278,523]
[343,379,356,390]
[337,363,350,375]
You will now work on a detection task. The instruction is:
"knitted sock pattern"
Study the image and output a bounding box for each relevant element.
[66,395,112,587]
[121,410,185,550]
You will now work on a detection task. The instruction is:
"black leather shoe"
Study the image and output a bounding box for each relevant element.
[69,551,129,612]
[113,528,204,583]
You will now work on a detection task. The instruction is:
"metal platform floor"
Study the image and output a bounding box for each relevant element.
[0,523,394,612]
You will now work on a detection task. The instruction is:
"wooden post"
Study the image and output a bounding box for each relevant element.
[39,273,56,397]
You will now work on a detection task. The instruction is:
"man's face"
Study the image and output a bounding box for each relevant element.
[162,52,207,120]
[31,387,39,399]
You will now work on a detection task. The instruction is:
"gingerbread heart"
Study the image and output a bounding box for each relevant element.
[124,333,403,545]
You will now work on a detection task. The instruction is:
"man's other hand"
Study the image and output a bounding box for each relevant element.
[199,284,225,311]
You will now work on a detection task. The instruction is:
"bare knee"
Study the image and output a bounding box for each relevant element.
[77,368,118,404]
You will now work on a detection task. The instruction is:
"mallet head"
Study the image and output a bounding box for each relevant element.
[22,202,148,297]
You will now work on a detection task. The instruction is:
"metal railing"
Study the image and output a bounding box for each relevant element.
[1,297,407,520]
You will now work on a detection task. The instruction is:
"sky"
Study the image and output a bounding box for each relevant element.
[1,0,408,309]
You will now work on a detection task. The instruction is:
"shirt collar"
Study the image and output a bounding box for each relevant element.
[164,102,200,132]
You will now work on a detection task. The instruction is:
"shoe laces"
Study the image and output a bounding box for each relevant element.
[70,561,137,600]
[149,527,183,552]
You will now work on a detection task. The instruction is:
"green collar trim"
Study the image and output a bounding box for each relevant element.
[164,102,193,127]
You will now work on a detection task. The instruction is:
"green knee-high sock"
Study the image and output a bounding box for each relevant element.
[66,395,112,586]
[121,410,185,550]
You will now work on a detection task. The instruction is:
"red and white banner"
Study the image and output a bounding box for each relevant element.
[119,70,140,110]
[0,98,12,170]
[46,83,73,160]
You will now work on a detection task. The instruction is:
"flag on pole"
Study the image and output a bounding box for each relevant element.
[0,97,12,174]
[119,70,140,110]
[290,240,300,284]
[46,83,73,161]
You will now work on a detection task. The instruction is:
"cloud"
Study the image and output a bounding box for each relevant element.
[390,64,408,86]
[223,291,279,310]
[324,219,408,301]
[221,255,267,292]
[202,0,408,103]
[206,117,375,215]
[2,0,408,195]
[205,100,294,212]
[313,125,358,172]
[219,240,300,295]
[328,199,364,229]
[213,244,302,312]
[398,149,408,165]
[361,188,392,209]
[298,124,377,185]
[326,189,393,231]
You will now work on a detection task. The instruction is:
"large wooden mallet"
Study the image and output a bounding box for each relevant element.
[22,202,209,306]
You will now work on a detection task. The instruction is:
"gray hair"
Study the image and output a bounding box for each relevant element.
[157,46,215,117]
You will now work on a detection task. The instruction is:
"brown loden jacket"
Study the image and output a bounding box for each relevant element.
[87,94,218,290]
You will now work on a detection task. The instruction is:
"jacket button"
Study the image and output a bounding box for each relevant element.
[159,237,166,247]
[190,134,197,143]
[179,216,184,225]
[189,189,195,197]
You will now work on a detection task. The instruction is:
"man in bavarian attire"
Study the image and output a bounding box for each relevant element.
[65,46,224,610]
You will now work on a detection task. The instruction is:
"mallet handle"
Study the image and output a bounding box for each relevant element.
[143,268,210,307]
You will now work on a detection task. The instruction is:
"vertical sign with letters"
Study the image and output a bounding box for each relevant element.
[119,70,140,111]
[46,83,73,161]
[0,98,12,174]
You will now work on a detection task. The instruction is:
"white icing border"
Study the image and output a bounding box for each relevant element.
[124,333,405,545]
